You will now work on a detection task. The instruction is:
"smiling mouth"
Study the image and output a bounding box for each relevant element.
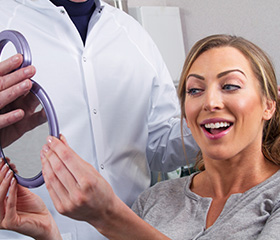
[203,122,233,135]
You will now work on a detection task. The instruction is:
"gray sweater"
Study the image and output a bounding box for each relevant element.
[132,170,280,240]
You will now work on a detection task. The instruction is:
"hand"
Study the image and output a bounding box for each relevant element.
[0,159,62,240]
[41,135,171,240]
[0,54,41,148]
[0,54,34,127]
[40,135,117,226]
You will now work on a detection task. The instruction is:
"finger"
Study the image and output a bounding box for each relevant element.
[60,134,69,147]
[0,164,13,222]
[41,148,70,212]
[42,142,78,193]
[3,158,17,174]
[47,136,93,184]
[4,177,17,225]
[0,165,13,192]
[0,162,10,185]
[0,54,23,76]
[0,65,34,91]
[0,109,25,129]
[0,53,35,89]
[0,79,32,109]
[0,159,4,172]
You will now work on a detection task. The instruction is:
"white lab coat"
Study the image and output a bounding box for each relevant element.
[0,0,198,239]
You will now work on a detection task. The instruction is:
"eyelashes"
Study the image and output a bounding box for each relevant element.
[186,88,203,96]
[186,84,241,96]
[222,84,241,91]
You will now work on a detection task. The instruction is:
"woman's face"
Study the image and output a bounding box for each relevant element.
[184,46,274,162]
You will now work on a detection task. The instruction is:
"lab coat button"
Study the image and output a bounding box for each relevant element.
[93,109,97,114]
[83,57,87,62]
[100,164,104,170]
[60,9,66,14]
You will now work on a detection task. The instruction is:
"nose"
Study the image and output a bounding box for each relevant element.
[203,87,224,112]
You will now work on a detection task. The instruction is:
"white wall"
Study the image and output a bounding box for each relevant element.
[105,0,280,82]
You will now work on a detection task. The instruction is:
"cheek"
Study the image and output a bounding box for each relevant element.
[232,99,248,112]
[231,95,262,118]
[184,101,198,129]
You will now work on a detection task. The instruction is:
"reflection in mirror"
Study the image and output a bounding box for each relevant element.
[0,91,47,179]
[0,29,59,188]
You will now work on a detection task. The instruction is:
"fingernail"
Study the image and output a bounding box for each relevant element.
[5,169,12,179]
[0,159,4,168]
[12,55,20,63]
[11,177,16,186]
[0,163,8,173]
[20,81,28,89]
[14,110,23,119]
[47,136,53,144]
[23,66,34,75]
[42,145,50,153]
[24,68,31,74]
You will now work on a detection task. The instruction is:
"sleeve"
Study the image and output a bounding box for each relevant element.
[257,200,280,239]
[145,40,199,172]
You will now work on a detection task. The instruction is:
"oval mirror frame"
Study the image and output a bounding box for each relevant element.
[0,30,59,188]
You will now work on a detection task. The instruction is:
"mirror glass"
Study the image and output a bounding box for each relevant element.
[0,29,59,188]
[0,91,48,179]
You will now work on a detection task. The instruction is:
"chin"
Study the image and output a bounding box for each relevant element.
[203,149,235,161]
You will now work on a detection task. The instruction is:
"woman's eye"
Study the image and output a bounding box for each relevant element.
[186,88,203,96]
[222,84,241,91]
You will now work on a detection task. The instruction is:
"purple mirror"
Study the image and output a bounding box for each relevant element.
[0,30,59,188]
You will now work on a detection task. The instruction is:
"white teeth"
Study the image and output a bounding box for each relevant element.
[204,122,231,129]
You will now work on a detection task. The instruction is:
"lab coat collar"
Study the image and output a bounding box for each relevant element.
[14,0,103,10]
[13,0,104,27]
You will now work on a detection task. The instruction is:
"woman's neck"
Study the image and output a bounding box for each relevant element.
[192,155,280,229]
[192,154,280,199]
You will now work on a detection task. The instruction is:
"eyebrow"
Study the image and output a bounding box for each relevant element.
[187,74,205,80]
[187,69,246,80]
[217,69,246,78]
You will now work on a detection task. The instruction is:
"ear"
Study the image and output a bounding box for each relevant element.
[263,99,276,121]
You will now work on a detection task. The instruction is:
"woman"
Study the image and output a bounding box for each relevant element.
[132,35,280,239]
[0,34,280,239]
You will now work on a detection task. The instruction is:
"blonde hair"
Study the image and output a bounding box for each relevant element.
[178,34,280,171]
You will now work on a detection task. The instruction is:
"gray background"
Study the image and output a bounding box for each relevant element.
[105,0,280,83]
